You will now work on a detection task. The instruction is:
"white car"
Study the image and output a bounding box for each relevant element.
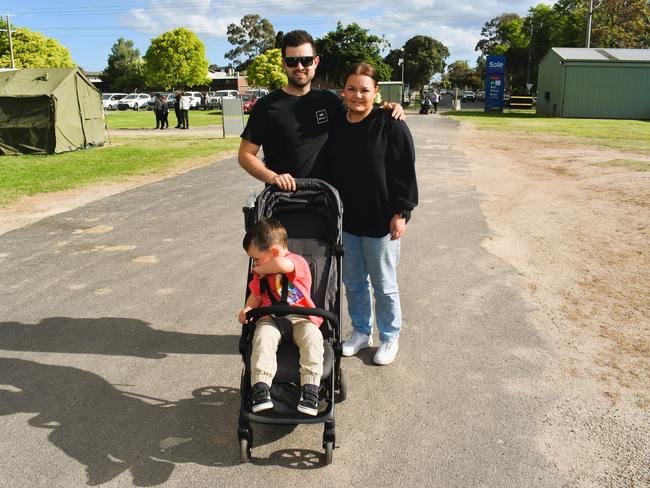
[117,93,152,111]
[184,91,204,109]
[102,93,127,111]
[461,90,476,102]
[206,90,239,109]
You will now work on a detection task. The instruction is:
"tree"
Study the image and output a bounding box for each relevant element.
[316,22,392,85]
[476,13,531,92]
[475,13,527,55]
[383,48,404,82]
[143,28,209,90]
[105,37,144,92]
[274,31,284,49]
[246,48,287,89]
[225,14,275,67]
[590,0,650,48]
[446,61,481,90]
[402,36,450,92]
[0,21,74,68]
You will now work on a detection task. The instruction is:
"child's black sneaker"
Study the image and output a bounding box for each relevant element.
[251,382,273,413]
[297,384,319,416]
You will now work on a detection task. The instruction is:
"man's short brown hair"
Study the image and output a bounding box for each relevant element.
[281,30,316,58]
[243,218,288,252]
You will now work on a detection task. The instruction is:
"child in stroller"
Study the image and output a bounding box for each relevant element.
[238,218,324,417]
[238,179,346,465]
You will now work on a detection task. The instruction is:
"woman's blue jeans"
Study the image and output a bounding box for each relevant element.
[342,232,402,343]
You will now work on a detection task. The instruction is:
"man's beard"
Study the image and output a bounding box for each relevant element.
[287,70,312,88]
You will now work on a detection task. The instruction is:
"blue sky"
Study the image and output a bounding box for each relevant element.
[6,0,549,71]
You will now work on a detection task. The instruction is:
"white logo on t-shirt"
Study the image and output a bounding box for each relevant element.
[315,109,328,125]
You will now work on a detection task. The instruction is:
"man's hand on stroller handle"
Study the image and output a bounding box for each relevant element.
[269,173,296,191]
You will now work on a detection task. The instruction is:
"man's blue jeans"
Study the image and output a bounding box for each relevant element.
[342,232,402,343]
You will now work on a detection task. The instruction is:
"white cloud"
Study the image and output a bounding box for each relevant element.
[124,0,544,64]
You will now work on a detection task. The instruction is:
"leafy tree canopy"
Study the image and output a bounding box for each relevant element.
[316,22,392,85]
[226,14,275,67]
[143,28,209,90]
[446,60,481,90]
[383,48,404,82]
[246,48,287,90]
[476,1,650,92]
[105,37,144,92]
[0,22,74,68]
[402,35,449,91]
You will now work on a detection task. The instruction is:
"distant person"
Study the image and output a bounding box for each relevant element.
[431,90,440,113]
[153,93,166,129]
[173,91,182,129]
[161,94,169,129]
[179,92,191,129]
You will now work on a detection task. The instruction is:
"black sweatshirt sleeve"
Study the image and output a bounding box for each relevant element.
[385,117,418,218]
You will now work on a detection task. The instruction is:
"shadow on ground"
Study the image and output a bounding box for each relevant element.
[0,317,239,358]
[0,358,307,486]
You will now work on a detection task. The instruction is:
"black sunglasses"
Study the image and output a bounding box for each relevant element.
[284,56,315,68]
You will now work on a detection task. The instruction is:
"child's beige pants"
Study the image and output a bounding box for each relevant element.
[251,314,324,387]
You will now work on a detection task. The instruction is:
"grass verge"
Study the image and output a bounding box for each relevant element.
[442,109,650,154]
[0,135,240,207]
[595,159,650,172]
[105,109,226,129]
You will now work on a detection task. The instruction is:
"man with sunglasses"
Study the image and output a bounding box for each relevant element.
[239,30,404,191]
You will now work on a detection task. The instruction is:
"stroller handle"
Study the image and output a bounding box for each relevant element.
[245,305,339,328]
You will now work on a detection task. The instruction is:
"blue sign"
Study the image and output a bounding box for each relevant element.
[485,55,506,112]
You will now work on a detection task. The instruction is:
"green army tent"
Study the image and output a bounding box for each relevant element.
[0,67,104,155]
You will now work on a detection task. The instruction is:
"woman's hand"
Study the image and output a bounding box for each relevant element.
[390,214,407,240]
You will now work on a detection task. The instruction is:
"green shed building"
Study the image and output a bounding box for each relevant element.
[536,48,650,119]
[0,67,104,155]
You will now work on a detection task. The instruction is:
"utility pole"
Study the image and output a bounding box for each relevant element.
[586,0,594,48]
[398,58,404,101]
[1,14,16,68]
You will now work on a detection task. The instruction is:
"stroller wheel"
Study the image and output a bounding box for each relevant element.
[324,441,334,465]
[239,437,251,463]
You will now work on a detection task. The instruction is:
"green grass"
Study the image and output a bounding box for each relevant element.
[595,159,650,172]
[0,135,240,206]
[105,109,225,129]
[443,109,650,153]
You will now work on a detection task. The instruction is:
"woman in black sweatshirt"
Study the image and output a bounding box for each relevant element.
[326,62,418,366]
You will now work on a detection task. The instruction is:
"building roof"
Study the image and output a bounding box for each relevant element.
[551,48,650,62]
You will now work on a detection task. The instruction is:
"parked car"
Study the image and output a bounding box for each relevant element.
[476,90,486,101]
[206,89,239,109]
[117,93,152,111]
[165,93,176,110]
[246,88,269,98]
[184,91,204,109]
[102,93,127,111]
[241,93,258,114]
[461,90,476,102]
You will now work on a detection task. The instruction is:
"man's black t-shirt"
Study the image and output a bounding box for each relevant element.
[241,89,344,178]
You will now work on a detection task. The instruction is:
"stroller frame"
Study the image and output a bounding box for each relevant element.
[238,179,346,465]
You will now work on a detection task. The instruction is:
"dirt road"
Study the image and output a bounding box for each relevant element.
[458,124,650,486]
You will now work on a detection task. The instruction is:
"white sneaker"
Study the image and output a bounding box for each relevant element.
[373,339,399,365]
[342,331,373,356]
